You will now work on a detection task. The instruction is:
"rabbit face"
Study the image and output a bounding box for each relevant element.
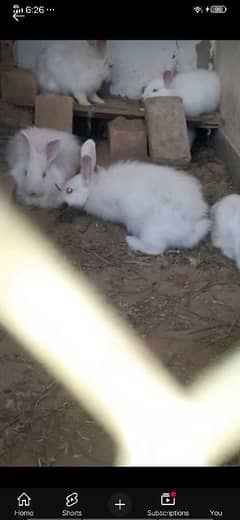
[102,58,113,83]
[62,173,91,208]
[61,138,96,208]
[19,132,62,199]
[142,79,169,99]
[22,151,49,198]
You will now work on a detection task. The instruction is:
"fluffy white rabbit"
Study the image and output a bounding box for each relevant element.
[211,194,240,269]
[36,40,113,106]
[6,126,81,208]
[142,68,221,117]
[59,139,210,255]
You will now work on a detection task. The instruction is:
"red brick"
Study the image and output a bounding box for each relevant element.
[108,116,147,160]
[1,67,37,106]
[35,94,73,133]
[144,96,191,167]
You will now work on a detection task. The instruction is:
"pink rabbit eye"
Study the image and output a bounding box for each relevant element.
[66,187,73,194]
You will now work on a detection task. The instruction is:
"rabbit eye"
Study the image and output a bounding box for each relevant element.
[66,187,73,194]
[153,88,158,92]
[42,172,47,179]
[24,170,27,176]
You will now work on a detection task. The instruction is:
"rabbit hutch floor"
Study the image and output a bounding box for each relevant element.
[0,134,240,467]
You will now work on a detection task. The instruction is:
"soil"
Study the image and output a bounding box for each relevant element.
[0,132,240,467]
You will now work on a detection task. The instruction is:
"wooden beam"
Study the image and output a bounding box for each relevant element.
[73,97,144,120]
[73,97,222,129]
[187,112,223,129]
[10,95,222,129]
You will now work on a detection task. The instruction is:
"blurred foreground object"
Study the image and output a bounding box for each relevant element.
[0,190,239,466]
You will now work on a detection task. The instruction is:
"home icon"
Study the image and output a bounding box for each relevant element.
[17,492,31,507]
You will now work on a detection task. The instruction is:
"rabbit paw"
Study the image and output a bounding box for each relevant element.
[75,94,92,106]
[90,93,105,105]
[126,235,164,255]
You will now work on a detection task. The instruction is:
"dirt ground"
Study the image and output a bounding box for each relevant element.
[0,132,240,467]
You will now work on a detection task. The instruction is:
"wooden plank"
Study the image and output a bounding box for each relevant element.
[10,94,222,129]
[73,97,222,128]
[12,97,144,119]
[73,96,144,120]
[187,112,223,128]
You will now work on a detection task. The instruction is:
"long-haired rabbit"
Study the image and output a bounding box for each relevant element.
[142,68,221,117]
[59,139,210,255]
[36,40,113,106]
[211,194,240,269]
[6,126,81,208]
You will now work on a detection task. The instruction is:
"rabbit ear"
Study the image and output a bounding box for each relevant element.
[170,55,178,75]
[87,40,107,53]
[20,130,33,155]
[46,139,61,162]
[163,70,174,87]
[163,55,178,87]
[81,139,96,182]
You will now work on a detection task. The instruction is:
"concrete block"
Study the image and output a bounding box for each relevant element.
[108,116,147,160]
[35,94,73,132]
[144,96,191,167]
[1,67,37,106]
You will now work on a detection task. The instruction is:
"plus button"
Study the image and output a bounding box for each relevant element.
[114,499,126,511]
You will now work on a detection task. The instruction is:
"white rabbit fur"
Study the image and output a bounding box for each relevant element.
[60,139,210,255]
[211,194,240,269]
[36,40,112,106]
[142,68,221,117]
[6,126,81,208]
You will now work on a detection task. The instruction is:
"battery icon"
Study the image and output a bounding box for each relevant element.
[210,5,227,12]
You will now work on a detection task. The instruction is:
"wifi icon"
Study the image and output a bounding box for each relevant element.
[193,5,203,13]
